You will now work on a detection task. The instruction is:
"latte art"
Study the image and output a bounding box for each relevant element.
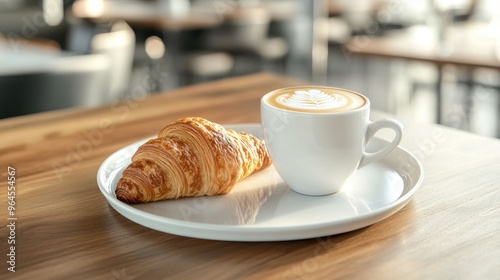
[277,89,348,110]
[264,87,366,113]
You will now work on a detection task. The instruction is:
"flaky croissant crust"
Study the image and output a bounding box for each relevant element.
[115,117,271,203]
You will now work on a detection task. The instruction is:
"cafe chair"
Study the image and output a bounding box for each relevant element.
[203,6,288,73]
[131,35,168,93]
[177,51,235,85]
[459,68,500,135]
[64,14,96,55]
[90,21,135,103]
[0,53,110,119]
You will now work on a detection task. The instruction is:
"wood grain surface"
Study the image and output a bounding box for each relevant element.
[0,73,499,279]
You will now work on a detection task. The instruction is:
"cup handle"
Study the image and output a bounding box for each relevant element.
[358,118,403,169]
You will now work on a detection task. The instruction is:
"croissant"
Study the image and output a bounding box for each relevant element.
[115,117,271,203]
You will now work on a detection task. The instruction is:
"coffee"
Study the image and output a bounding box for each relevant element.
[263,86,366,113]
[261,85,403,196]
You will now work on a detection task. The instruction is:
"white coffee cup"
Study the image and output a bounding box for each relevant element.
[261,86,403,196]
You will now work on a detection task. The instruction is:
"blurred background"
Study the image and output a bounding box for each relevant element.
[0,0,499,138]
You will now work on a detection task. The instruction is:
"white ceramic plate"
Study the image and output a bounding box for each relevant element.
[97,124,423,241]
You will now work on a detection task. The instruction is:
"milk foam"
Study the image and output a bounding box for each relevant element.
[264,87,366,113]
[276,89,348,110]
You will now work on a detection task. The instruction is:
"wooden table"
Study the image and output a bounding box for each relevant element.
[345,22,500,124]
[1,73,499,279]
[72,0,221,31]
[346,22,500,70]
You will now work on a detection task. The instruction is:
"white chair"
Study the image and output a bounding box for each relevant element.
[90,21,135,102]
[0,53,110,118]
